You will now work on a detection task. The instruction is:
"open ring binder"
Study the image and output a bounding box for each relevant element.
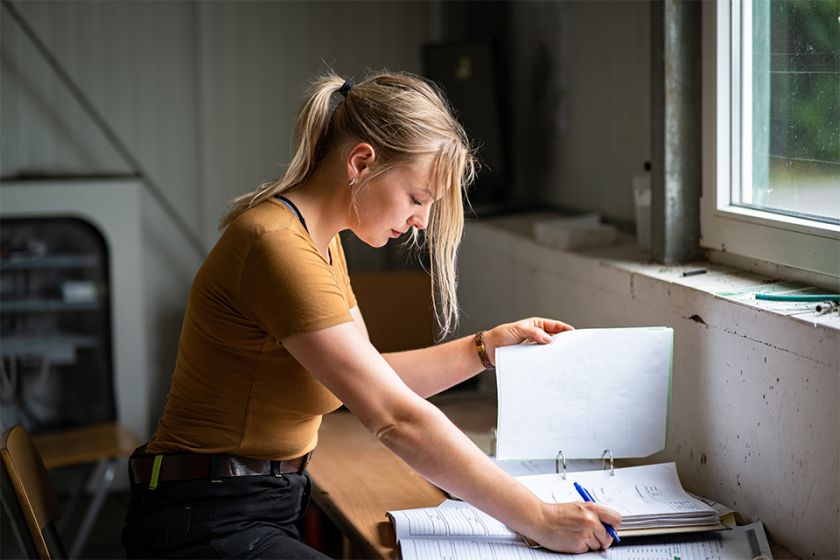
[555,449,615,478]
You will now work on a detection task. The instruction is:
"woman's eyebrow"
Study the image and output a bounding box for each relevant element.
[410,185,433,197]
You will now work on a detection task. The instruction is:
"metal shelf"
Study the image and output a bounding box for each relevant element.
[0,299,100,313]
[0,254,101,270]
[0,333,98,364]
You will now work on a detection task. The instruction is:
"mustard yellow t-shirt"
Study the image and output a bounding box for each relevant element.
[147,198,356,460]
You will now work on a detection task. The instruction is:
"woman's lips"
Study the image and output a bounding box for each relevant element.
[390,229,403,238]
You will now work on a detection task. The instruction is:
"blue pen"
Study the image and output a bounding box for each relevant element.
[573,481,621,544]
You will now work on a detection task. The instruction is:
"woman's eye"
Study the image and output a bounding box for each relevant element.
[411,197,424,206]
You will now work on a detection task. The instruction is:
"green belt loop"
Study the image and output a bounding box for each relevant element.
[148,455,164,490]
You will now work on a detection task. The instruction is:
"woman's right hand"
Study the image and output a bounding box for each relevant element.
[529,501,623,553]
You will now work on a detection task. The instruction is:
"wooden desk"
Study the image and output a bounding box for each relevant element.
[307,397,495,559]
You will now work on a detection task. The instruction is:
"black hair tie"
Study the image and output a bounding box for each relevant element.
[339,80,353,97]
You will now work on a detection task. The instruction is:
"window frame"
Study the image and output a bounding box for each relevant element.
[700,0,840,279]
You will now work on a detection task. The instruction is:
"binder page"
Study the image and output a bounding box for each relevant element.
[493,458,600,477]
[515,463,718,529]
[387,503,519,542]
[496,327,673,460]
[397,522,773,560]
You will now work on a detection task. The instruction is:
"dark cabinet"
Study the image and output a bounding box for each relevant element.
[0,217,115,432]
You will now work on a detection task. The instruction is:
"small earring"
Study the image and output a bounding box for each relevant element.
[348,177,357,188]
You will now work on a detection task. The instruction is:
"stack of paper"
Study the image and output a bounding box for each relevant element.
[516,463,721,535]
[387,499,772,560]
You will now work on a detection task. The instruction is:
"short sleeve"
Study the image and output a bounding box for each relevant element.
[238,229,353,342]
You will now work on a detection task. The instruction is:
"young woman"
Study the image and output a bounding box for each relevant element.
[122,71,621,559]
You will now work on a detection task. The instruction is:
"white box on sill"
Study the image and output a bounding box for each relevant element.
[533,213,617,250]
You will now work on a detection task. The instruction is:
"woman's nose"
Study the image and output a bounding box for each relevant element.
[408,205,431,230]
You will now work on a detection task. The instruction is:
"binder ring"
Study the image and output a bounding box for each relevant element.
[601,449,615,476]
[555,451,567,480]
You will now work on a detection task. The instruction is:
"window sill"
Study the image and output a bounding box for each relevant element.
[463,212,840,334]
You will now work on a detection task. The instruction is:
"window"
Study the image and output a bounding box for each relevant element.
[701,0,840,279]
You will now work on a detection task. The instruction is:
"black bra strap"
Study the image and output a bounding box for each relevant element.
[275,194,308,232]
[274,194,331,264]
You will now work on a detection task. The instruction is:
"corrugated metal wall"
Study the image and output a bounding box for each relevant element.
[1,0,436,243]
[1,0,438,422]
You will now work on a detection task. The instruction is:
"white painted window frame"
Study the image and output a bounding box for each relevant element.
[700,0,840,279]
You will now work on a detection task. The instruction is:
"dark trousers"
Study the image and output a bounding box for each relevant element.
[122,468,331,559]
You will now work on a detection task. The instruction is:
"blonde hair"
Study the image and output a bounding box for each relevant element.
[220,71,477,337]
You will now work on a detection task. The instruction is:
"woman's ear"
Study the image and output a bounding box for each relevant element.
[346,142,376,185]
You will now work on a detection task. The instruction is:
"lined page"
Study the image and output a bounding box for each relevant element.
[387,505,518,542]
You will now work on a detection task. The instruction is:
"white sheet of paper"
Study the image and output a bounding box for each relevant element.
[495,327,673,460]
[396,522,773,560]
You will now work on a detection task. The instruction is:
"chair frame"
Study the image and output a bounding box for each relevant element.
[1,425,68,559]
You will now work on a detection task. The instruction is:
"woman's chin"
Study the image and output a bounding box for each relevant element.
[359,235,389,249]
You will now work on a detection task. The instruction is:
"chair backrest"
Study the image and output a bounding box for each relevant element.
[1,425,67,559]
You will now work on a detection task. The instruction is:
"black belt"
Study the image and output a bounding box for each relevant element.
[130,451,311,487]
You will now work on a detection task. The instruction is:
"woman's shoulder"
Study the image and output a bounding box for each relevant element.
[207,200,315,271]
[226,199,304,242]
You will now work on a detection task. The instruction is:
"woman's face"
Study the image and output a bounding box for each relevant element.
[350,156,436,248]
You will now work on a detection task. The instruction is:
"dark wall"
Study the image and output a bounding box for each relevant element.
[428,1,515,211]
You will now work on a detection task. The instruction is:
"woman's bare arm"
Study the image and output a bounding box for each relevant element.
[350,306,574,399]
[282,321,620,553]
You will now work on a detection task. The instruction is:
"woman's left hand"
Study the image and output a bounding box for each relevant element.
[484,317,574,366]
